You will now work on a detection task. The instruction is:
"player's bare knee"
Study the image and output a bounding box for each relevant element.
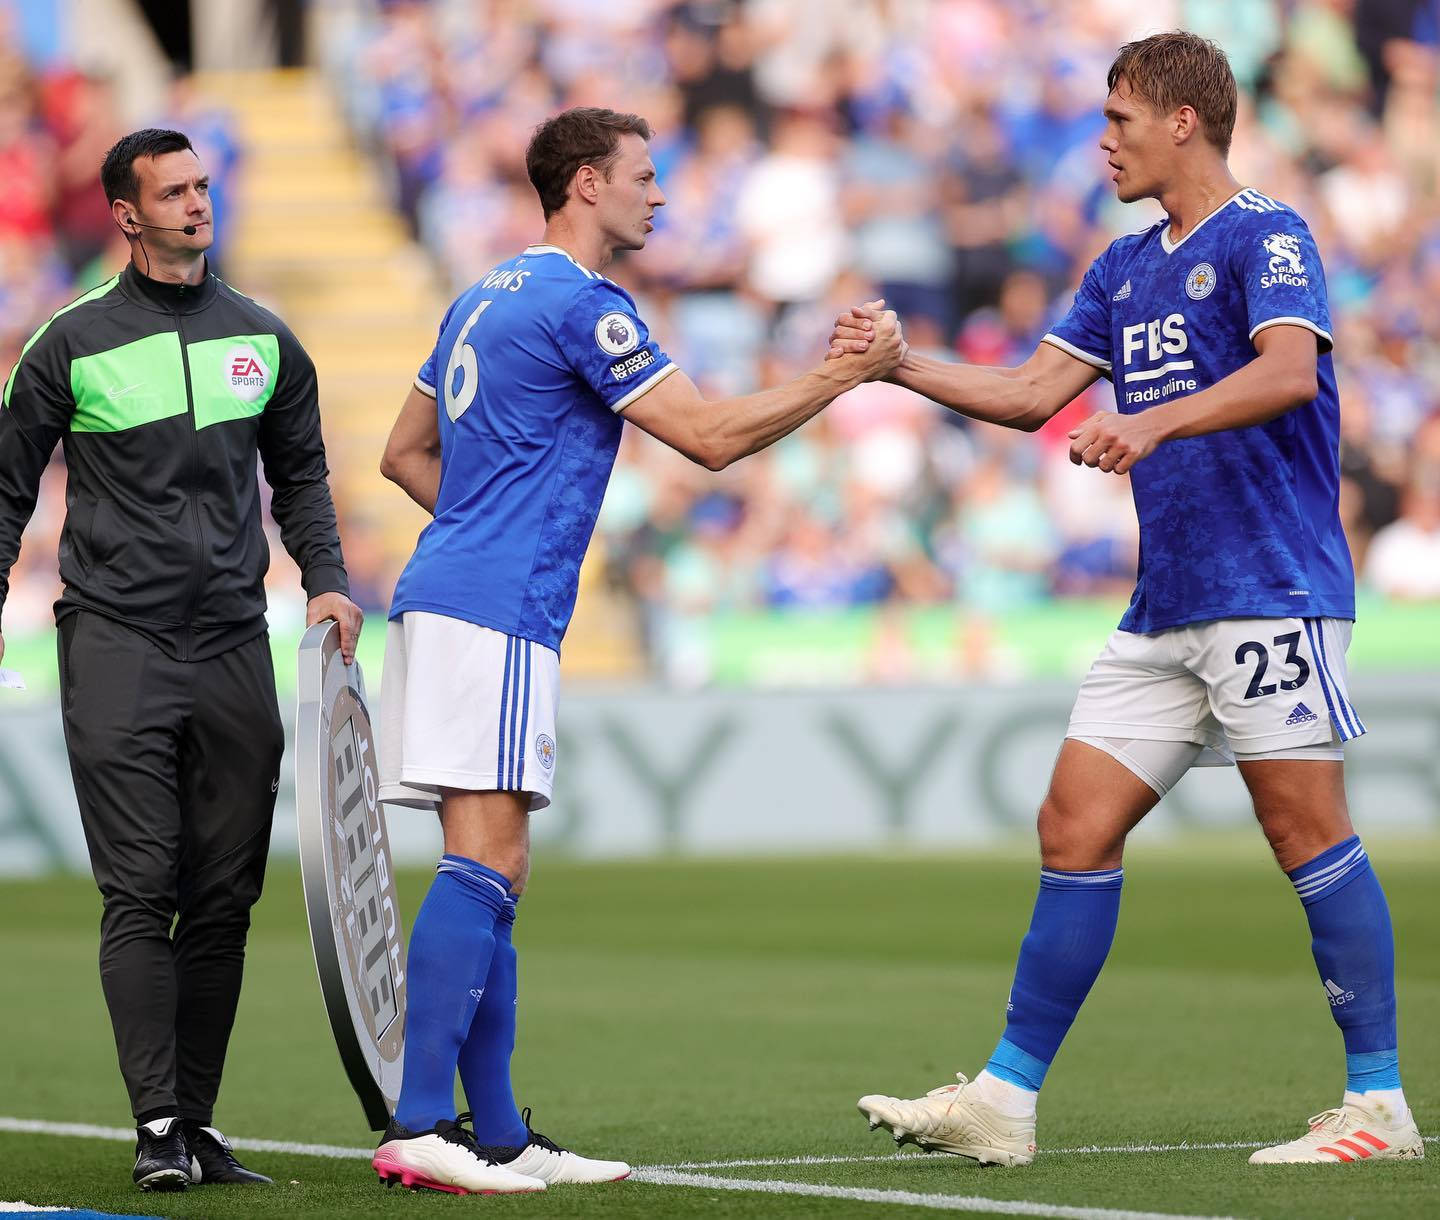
[1036,791,1123,871]
[1254,809,1344,874]
[508,859,530,898]
[1255,817,1311,873]
[501,851,530,896]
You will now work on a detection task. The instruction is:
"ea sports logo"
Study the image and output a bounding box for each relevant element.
[225,344,270,403]
[594,311,639,357]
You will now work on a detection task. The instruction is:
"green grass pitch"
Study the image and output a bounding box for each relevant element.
[1,837,1435,1218]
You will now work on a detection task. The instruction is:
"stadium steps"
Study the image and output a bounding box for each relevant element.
[190,68,645,679]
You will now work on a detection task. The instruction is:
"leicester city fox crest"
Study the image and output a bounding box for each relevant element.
[1185,263,1216,300]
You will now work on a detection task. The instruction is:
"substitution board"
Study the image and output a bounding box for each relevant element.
[296,620,406,1130]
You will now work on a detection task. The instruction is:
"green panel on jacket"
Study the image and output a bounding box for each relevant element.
[187,334,280,430]
[3,275,121,409]
[69,331,188,433]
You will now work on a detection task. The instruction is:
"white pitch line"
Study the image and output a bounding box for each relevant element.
[5,1116,1431,1167]
[0,1117,370,1160]
[629,1168,1239,1220]
[653,1143,1265,1170]
[653,1132,1438,1171]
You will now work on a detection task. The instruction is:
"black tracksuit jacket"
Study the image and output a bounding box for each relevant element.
[0,262,348,659]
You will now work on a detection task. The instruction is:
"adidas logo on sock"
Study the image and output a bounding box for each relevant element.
[1286,702,1319,725]
[1112,279,1132,301]
[1324,978,1356,1007]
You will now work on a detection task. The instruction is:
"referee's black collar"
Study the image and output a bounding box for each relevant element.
[120,260,218,314]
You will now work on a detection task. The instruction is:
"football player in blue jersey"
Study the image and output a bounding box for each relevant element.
[834,32,1422,1168]
[369,107,904,1194]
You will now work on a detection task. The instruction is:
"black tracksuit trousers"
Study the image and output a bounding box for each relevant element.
[57,611,284,1123]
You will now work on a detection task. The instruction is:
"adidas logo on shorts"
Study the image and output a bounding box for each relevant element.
[1285,702,1319,725]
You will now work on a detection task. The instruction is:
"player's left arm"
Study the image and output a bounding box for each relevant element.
[557,280,901,469]
[1071,210,1331,476]
[1067,324,1319,474]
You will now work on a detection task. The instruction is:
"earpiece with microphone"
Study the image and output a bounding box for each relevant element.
[128,219,199,236]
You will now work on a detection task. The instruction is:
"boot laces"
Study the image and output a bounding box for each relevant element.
[521,1106,567,1154]
[1306,1108,1347,1134]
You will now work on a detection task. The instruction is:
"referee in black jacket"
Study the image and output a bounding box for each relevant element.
[0,129,363,1191]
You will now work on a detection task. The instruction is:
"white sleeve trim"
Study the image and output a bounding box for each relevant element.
[611,361,679,413]
[414,375,437,398]
[1248,316,1333,351]
[1040,333,1112,370]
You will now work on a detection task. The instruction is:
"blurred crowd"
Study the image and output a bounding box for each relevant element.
[4,1,1440,681]
[333,0,1440,678]
[0,5,244,636]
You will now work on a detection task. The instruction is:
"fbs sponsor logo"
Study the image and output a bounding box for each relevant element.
[225,344,270,402]
[1324,977,1356,1007]
[1260,233,1309,288]
[1112,279,1132,302]
[1285,702,1319,726]
[610,348,655,382]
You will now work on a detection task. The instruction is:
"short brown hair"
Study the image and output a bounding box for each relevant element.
[101,128,194,204]
[1107,32,1237,155]
[525,107,653,219]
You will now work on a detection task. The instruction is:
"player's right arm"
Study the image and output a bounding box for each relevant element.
[880,341,1101,432]
[830,256,1113,429]
[622,327,903,470]
[0,325,75,664]
[380,300,453,515]
[379,385,442,514]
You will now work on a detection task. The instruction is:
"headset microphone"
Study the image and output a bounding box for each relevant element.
[129,219,199,236]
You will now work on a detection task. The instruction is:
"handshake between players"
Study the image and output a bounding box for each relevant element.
[827,300,1160,477]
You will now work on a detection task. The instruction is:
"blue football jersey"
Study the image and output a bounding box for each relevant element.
[1044,188,1354,633]
[389,245,677,649]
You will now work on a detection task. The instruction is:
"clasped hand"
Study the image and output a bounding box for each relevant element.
[1066,411,1167,475]
[825,299,907,379]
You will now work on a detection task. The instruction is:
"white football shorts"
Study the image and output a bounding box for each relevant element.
[378,611,559,813]
[1067,616,1364,769]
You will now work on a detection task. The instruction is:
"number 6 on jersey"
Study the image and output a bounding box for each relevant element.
[443,299,493,421]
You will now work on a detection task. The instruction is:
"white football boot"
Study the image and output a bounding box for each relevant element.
[858,1073,1037,1166]
[373,1116,546,1194]
[1249,1097,1424,1164]
[495,1107,631,1184]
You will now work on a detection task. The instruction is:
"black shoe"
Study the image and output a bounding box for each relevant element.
[183,1121,273,1185]
[133,1117,190,1191]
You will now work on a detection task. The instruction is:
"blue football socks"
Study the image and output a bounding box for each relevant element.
[983,867,1124,1094]
[393,855,512,1131]
[459,894,528,1147]
[1286,836,1401,1093]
